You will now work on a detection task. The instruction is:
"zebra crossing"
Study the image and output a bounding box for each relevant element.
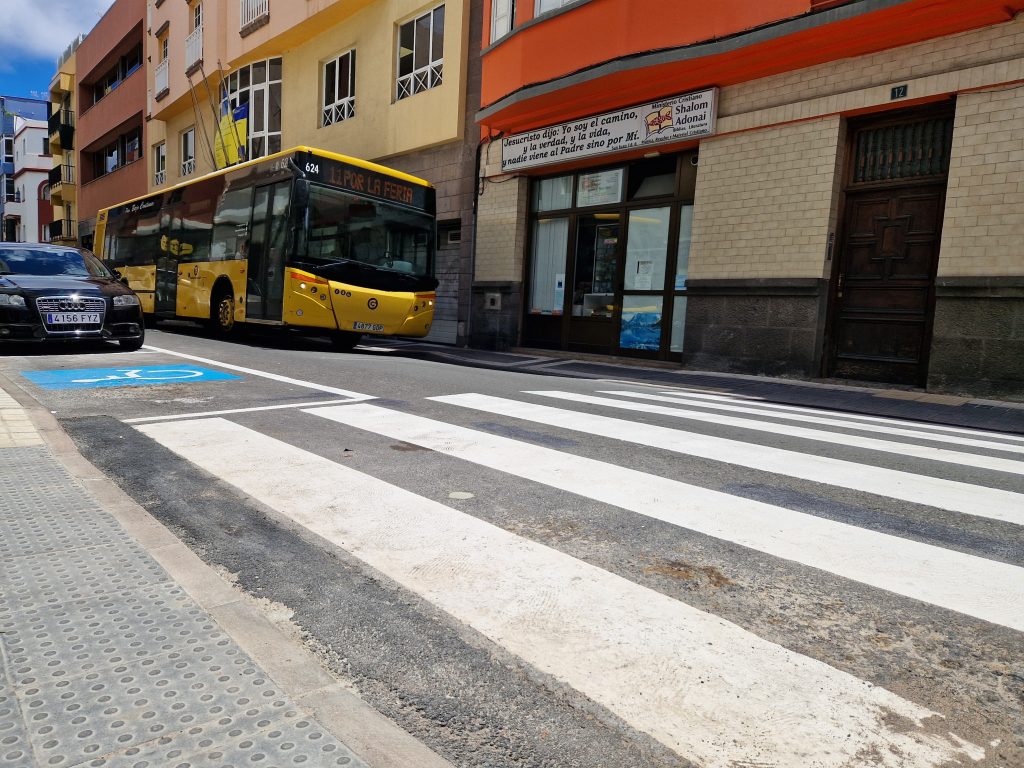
[133,385,1024,768]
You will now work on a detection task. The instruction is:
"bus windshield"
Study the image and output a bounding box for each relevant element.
[299,184,433,278]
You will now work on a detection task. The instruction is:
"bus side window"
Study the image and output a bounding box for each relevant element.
[212,186,254,261]
[175,179,217,262]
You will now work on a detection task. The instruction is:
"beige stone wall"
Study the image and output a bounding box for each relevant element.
[474,175,528,282]
[721,17,1024,119]
[689,117,843,280]
[939,84,1024,277]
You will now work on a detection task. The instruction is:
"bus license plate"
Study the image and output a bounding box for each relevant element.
[47,312,101,325]
[353,321,384,332]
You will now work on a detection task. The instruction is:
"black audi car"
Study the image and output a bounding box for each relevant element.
[0,243,145,350]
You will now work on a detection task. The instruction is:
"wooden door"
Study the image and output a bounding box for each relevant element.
[830,185,945,385]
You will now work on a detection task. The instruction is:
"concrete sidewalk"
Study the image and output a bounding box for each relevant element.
[0,385,452,768]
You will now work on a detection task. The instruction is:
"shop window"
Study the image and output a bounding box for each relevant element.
[322,50,356,127]
[532,175,572,212]
[620,295,664,351]
[491,0,514,42]
[528,218,568,314]
[624,207,670,291]
[675,205,693,290]
[577,168,622,207]
[627,156,676,200]
[397,5,444,100]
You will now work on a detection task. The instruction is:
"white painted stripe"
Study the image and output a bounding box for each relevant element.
[123,399,366,424]
[431,393,1024,527]
[141,344,374,399]
[311,403,1024,632]
[651,388,1024,445]
[526,390,1024,476]
[599,390,1024,455]
[138,416,985,768]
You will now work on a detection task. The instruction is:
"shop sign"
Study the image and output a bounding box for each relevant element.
[501,88,718,173]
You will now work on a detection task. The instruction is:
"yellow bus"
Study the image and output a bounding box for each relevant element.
[95,146,436,350]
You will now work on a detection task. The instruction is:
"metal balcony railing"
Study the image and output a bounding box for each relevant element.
[47,109,74,134]
[155,58,170,96]
[48,164,75,187]
[240,0,269,31]
[185,25,203,71]
[46,219,77,242]
[181,158,195,176]
[154,169,166,186]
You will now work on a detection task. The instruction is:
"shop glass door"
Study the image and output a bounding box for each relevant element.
[618,206,670,353]
[567,213,620,351]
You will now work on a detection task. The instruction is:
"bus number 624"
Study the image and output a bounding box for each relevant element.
[305,162,320,174]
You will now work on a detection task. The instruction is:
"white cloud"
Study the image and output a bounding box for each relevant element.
[0,0,113,61]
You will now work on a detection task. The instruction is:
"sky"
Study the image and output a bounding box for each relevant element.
[0,0,113,101]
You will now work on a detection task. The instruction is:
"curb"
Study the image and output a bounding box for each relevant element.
[1,373,453,768]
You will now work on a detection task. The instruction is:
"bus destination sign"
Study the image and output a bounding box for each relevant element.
[297,152,433,213]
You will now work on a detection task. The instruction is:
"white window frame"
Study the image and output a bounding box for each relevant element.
[222,57,282,161]
[535,0,574,14]
[180,128,195,176]
[396,4,444,101]
[322,49,356,127]
[154,142,166,185]
[192,1,202,31]
[491,0,514,43]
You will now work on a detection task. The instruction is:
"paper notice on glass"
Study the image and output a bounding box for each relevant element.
[554,273,565,313]
[634,260,653,290]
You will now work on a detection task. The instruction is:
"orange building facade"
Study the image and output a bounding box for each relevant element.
[74,0,149,250]
[473,0,1024,396]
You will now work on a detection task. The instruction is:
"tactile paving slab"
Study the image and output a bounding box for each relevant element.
[0,442,366,767]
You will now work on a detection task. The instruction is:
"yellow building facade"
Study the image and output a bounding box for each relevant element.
[47,40,81,245]
[146,0,479,344]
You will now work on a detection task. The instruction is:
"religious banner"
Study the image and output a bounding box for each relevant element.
[501,88,718,172]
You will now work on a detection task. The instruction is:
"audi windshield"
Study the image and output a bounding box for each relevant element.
[0,246,114,278]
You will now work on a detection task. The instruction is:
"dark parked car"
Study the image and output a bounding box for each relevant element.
[0,243,145,351]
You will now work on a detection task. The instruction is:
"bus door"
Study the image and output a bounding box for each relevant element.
[245,181,290,321]
[155,201,179,315]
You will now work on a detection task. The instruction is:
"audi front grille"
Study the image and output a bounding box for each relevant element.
[35,296,107,334]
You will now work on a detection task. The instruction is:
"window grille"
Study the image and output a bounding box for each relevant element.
[852,117,953,184]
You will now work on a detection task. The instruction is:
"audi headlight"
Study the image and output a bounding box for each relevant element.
[113,294,140,307]
[0,293,26,307]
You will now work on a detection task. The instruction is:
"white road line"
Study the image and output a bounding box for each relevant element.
[137,416,985,768]
[141,344,374,399]
[309,403,1024,632]
[651,388,1024,444]
[430,393,1024,527]
[526,390,1024,476]
[123,399,365,424]
[599,390,1024,455]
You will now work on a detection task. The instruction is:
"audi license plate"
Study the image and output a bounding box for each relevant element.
[47,312,101,325]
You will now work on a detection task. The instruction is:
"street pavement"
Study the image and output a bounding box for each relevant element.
[1,338,1023,767]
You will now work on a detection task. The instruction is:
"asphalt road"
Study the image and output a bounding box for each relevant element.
[3,325,1023,768]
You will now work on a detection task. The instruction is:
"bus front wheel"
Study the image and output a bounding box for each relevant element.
[210,290,235,335]
[331,331,361,351]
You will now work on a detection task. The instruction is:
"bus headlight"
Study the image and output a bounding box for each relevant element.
[0,293,26,307]
[113,294,140,307]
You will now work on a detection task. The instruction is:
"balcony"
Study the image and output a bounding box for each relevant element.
[48,164,77,203]
[185,25,204,74]
[46,219,78,244]
[155,58,170,101]
[48,109,75,151]
[240,0,269,36]
[154,168,166,186]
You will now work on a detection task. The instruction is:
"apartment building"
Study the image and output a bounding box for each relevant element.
[474,0,1024,396]
[0,96,48,242]
[74,0,149,250]
[47,37,82,247]
[3,117,53,243]
[146,0,481,345]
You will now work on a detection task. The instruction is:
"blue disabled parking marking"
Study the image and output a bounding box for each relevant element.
[22,365,242,390]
